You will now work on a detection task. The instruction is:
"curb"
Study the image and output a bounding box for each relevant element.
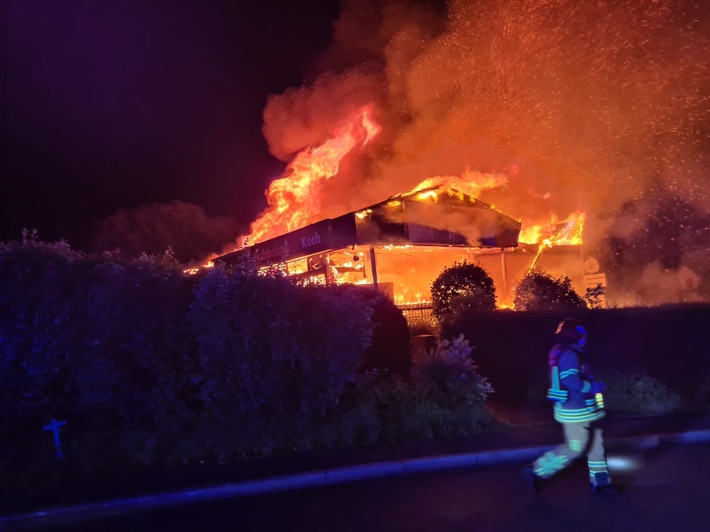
[3,428,710,529]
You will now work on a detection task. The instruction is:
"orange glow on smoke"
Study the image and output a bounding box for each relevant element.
[246,106,381,245]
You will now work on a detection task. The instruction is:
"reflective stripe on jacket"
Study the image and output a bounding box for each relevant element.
[547,343,605,423]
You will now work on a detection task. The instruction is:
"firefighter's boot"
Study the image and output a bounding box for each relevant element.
[591,472,619,495]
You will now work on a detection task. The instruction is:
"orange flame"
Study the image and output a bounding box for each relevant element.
[520,212,585,274]
[519,212,585,246]
[245,106,381,245]
[405,170,508,201]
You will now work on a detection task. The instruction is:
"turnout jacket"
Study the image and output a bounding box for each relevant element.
[546,343,605,423]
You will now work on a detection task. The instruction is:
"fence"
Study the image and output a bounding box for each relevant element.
[398,303,436,330]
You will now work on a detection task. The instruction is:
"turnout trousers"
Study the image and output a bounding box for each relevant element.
[532,421,611,487]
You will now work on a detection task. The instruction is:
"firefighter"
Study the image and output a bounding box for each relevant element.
[524,317,617,494]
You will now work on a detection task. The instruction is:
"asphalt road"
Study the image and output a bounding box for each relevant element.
[33,442,710,531]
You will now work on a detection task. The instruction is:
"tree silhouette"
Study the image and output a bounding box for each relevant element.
[92,200,241,264]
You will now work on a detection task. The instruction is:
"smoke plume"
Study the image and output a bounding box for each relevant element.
[260,0,710,303]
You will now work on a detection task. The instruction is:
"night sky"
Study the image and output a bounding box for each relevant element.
[3,0,340,252]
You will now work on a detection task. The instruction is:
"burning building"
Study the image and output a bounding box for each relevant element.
[216,185,589,307]
[240,0,710,307]
[213,105,593,308]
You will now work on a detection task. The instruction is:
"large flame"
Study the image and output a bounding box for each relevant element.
[519,212,585,246]
[245,106,381,245]
[405,171,508,201]
[244,101,585,253]
[519,212,586,272]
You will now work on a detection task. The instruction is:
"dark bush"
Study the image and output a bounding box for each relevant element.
[513,269,586,311]
[357,335,493,442]
[0,239,431,490]
[186,268,375,459]
[0,238,195,475]
[431,261,496,319]
[346,288,411,378]
[597,370,681,416]
[441,304,710,407]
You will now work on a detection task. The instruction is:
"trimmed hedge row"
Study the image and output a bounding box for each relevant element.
[440,304,710,406]
[0,243,391,473]
[5,241,496,493]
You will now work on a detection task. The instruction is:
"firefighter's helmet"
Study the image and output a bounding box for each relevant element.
[555,317,588,341]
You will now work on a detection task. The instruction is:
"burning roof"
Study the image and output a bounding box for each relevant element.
[217,186,521,268]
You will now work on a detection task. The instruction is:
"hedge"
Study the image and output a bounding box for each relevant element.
[440,304,710,406]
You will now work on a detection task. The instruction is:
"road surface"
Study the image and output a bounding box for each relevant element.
[35,441,710,531]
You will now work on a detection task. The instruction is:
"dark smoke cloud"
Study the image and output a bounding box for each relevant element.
[259,0,710,303]
[603,184,710,304]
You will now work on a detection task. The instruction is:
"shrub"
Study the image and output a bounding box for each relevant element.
[364,297,411,378]
[358,373,429,442]
[0,238,196,476]
[329,286,411,378]
[414,334,493,403]
[0,239,496,490]
[525,369,682,417]
[188,266,374,434]
[512,269,586,311]
[431,261,496,320]
[599,371,682,416]
[409,334,493,437]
